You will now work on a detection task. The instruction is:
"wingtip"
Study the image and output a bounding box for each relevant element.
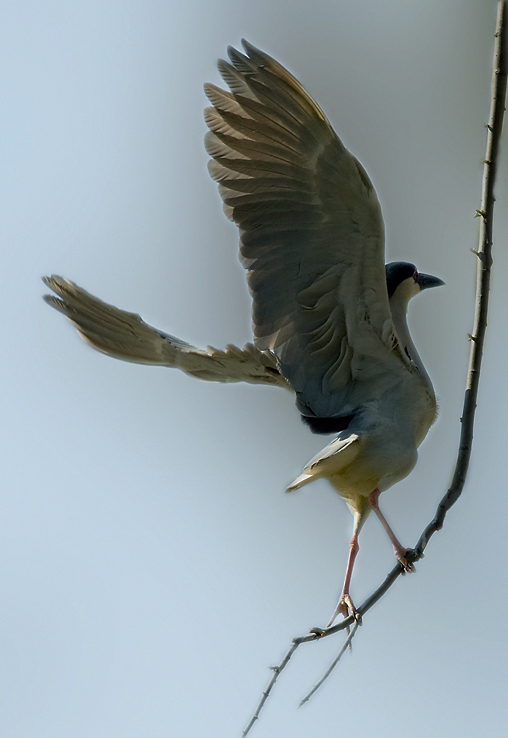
[241,39,273,69]
[42,275,62,305]
[226,43,239,61]
[42,274,61,289]
[42,293,67,315]
[42,274,68,290]
[42,275,81,313]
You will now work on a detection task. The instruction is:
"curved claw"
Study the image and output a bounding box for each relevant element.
[325,593,362,629]
[394,546,416,573]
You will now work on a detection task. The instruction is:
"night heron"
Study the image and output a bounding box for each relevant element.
[44,41,443,626]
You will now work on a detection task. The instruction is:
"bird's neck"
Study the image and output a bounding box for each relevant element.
[390,299,432,389]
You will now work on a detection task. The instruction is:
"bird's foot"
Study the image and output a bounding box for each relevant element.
[394,545,415,573]
[325,593,362,629]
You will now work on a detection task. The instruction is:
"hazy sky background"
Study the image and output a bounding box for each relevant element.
[2,1,507,736]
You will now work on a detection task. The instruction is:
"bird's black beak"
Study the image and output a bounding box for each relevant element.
[416,273,445,290]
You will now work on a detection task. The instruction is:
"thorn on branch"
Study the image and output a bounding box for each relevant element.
[471,248,486,263]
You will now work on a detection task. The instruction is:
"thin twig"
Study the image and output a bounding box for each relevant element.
[241,617,354,737]
[414,0,507,558]
[241,4,507,734]
[240,641,299,737]
[299,621,360,707]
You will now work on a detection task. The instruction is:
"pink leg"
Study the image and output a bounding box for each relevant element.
[368,488,414,572]
[326,530,361,628]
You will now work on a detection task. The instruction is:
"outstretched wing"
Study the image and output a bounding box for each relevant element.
[43,276,288,388]
[205,41,407,419]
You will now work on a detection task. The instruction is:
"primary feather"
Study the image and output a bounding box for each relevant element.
[204,41,413,424]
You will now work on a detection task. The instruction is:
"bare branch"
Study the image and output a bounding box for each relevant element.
[299,621,360,707]
[414,0,507,558]
[241,4,507,733]
[241,641,300,737]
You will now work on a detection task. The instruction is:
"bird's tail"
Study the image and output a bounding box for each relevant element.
[286,473,314,492]
[286,432,361,493]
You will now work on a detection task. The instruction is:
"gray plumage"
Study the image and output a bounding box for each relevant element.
[44,41,444,625]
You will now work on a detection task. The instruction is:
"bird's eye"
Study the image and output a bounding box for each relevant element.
[413,270,418,281]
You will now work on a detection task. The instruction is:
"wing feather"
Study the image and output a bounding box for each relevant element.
[205,40,403,418]
[43,276,288,388]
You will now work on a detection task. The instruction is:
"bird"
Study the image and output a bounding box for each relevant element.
[43,40,444,627]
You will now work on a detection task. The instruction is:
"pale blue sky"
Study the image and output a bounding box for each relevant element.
[2,1,507,737]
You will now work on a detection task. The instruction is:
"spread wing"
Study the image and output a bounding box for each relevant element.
[43,276,288,388]
[205,41,408,419]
